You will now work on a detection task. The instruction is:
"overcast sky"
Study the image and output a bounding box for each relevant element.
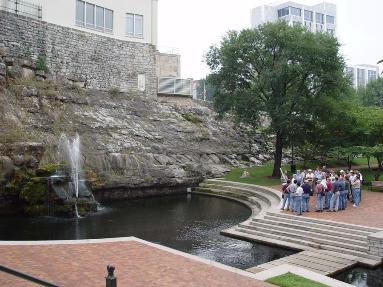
[157,0,383,79]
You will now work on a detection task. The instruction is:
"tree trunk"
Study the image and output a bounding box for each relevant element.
[347,155,351,170]
[272,131,283,177]
[367,157,371,171]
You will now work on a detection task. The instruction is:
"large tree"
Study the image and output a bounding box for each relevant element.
[205,22,350,177]
[358,77,383,107]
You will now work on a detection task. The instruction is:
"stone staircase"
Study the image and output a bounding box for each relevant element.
[194,179,383,268]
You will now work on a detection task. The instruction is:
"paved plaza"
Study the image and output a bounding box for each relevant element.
[0,238,273,287]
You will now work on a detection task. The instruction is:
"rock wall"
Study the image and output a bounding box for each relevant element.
[0,10,156,96]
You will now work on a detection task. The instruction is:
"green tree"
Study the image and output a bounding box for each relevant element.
[205,22,350,177]
[357,78,383,107]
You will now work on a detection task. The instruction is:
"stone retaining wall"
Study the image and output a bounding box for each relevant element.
[0,11,156,96]
[367,231,383,258]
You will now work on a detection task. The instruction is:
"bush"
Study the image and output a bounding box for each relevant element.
[35,55,48,73]
[109,87,121,97]
[182,113,203,125]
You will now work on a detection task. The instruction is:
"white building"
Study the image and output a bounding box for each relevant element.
[346,64,380,88]
[251,1,336,36]
[0,0,158,46]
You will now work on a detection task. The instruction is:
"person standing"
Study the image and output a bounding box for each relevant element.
[315,180,325,212]
[338,175,346,210]
[302,181,311,212]
[281,180,291,210]
[328,176,340,212]
[287,180,298,211]
[351,175,361,207]
[324,176,332,209]
[295,182,304,215]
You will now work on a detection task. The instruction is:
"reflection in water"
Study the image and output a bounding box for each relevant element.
[0,194,294,269]
[335,266,383,287]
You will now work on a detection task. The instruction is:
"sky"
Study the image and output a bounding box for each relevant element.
[157,0,383,79]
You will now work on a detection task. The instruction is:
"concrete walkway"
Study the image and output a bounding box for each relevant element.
[0,237,273,287]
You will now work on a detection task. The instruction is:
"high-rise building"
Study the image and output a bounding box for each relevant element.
[251,1,337,36]
[346,65,380,88]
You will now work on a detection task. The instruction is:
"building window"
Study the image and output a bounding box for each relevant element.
[357,68,366,87]
[278,7,289,18]
[290,7,301,16]
[304,21,312,31]
[75,0,113,33]
[76,0,85,26]
[85,2,95,28]
[368,70,377,83]
[327,28,334,36]
[105,9,113,33]
[316,13,324,24]
[326,15,335,24]
[95,6,104,31]
[126,13,144,38]
[316,24,323,32]
[304,10,313,21]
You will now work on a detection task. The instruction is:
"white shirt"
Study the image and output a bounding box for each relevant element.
[295,187,303,197]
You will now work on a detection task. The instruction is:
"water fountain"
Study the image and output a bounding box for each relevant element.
[47,133,99,218]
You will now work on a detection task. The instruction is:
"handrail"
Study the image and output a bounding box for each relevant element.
[0,264,61,287]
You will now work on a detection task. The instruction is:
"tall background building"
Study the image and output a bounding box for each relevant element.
[251,1,337,35]
[346,64,380,89]
[250,1,380,88]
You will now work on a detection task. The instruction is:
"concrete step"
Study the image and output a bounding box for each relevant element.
[204,179,281,202]
[221,228,310,251]
[238,224,368,253]
[262,214,372,237]
[199,183,276,206]
[253,217,367,241]
[194,187,267,210]
[245,221,367,247]
[266,211,382,234]
[236,226,381,264]
[201,183,280,206]
[235,227,320,249]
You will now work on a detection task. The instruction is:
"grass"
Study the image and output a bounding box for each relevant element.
[224,158,383,189]
[224,162,280,186]
[182,113,204,125]
[265,272,329,287]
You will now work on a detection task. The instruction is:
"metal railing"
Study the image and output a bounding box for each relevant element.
[0,0,42,19]
[158,77,193,96]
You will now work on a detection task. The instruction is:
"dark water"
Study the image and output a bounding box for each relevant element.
[0,194,294,269]
[335,266,383,287]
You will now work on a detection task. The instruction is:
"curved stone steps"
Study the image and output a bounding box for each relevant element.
[233,226,381,265]
[266,211,381,234]
[204,179,281,203]
[239,222,367,253]
[199,183,276,208]
[253,217,367,241]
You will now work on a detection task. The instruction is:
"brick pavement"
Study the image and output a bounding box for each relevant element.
[274,186,383,229]
[0,238,273,287]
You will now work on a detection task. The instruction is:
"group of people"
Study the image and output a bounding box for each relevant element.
[280,167,362,215]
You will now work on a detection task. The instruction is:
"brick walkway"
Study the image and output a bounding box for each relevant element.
[274,186,383,229]
[0,238,273,287]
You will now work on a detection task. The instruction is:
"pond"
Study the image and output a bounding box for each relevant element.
[334,266,383,287]
[0,193,294,269]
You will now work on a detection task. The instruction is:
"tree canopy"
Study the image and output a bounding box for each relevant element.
[357,77,383,107]
[205,22,350,176]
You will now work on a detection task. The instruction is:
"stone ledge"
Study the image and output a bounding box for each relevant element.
[368,230,383,241]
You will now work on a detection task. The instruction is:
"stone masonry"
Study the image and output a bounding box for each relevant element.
[368,231,383,258]
[0,10,157,96]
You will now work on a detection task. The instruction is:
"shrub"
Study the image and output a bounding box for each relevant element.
[35,55,48,73]
[182,113,203,125]
[109,87,120,97]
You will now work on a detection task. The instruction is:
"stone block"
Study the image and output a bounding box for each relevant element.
[0,46,9,57]
[21,67,35,78]
[4,56,14,66]
[0,63,6,76]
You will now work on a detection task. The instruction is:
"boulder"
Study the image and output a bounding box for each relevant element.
[0,63,6,77]
[0,156,15,184]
